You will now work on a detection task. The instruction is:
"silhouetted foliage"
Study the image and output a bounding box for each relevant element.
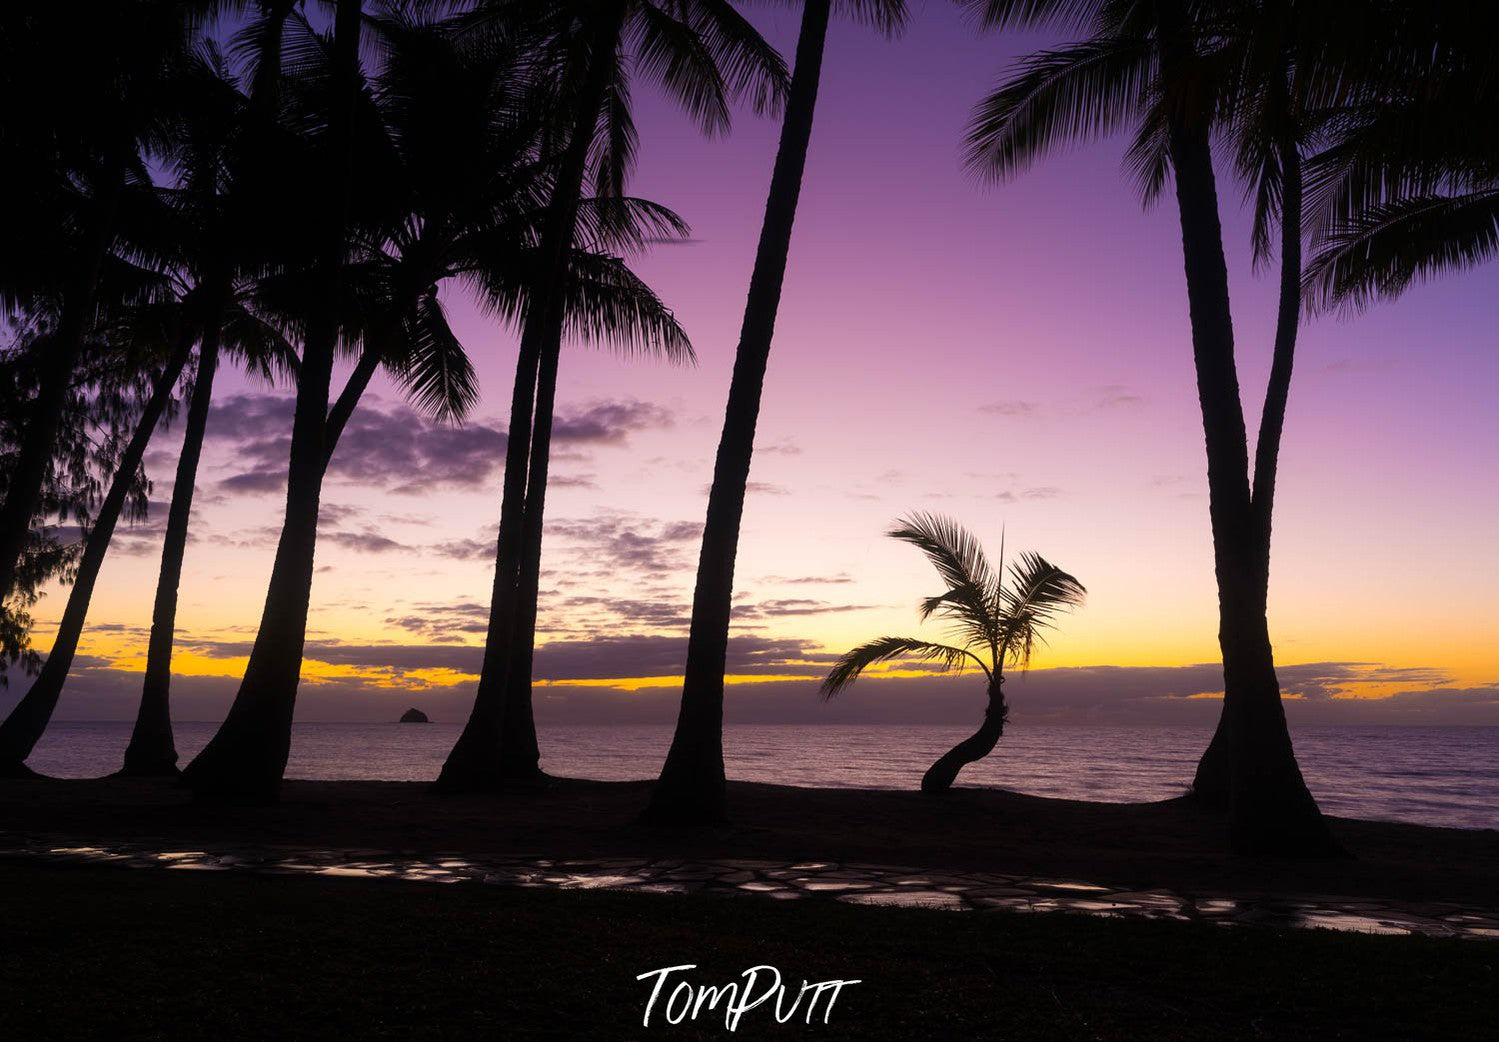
[821,514,1084,791]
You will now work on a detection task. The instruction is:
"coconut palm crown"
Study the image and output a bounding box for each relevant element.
[822,513,1084,791]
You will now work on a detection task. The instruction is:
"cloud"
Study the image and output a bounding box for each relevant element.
[995,486,1065,502]
[758,573,855,586]
[1091,385,1145,409]
[545,514,702,577]
[430,535,496,562]
[979,400,1038,416]
[733,598,878,619]
[7,645,1494,728]
[550,400,673,443]
[209,394,674,498]
[320,529,411,554]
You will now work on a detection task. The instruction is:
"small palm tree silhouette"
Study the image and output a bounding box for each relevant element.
[821,513,1085,792]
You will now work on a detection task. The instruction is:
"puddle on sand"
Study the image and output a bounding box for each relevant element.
[4,837,1492,941]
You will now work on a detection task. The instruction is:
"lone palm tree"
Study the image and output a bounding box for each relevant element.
[821,514,1085,791]
[644,0,906,825]
[958,0,1345,855]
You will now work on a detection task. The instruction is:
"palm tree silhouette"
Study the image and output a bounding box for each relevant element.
[438,0,787,791]
[0,2,202,610]
[0,316,198,775]
[1302,6,1499,310]
[184,6,696,799]
[957,0,1346,855]
[644,0,906,824]
[121,44,301,777]
[821,514,1085,792]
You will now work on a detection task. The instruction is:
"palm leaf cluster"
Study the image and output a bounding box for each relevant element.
[822,513,1084,698]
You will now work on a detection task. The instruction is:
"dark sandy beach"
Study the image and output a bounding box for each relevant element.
[4,776,1496,907]
[5,777,1498,1040]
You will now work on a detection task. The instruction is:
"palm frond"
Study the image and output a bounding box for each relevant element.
[889,513,999,603]
[631,1,732,137]
[1304,188,1499,312]
[964,35,1155,183]
[956,0,1100,34]
[678,0,791,115]
[999,551,1086,668]
[389,290,479,423]
[820,636,985,700]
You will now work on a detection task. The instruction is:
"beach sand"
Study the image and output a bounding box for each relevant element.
[3,776,1495,907]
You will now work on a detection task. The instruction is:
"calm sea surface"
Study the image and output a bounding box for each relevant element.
[25,722,1499,831]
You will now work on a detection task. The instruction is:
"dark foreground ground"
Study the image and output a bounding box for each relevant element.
[1,861,1493,1041]
[2,776,1496,905]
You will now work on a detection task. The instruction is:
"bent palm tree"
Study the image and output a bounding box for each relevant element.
[821,514,1084,792]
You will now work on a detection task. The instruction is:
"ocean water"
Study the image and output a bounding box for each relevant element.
[24,722,1499,831]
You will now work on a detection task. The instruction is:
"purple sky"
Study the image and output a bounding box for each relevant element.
[8,4,1497,729]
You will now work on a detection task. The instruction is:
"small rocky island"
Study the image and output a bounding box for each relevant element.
[398,708,429,724]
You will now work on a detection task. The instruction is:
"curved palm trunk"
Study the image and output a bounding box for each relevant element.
[182,0,361,802]
[921,679,1006,792]
[1155,2,1339,856]
[0,334,193,775]
[121,321,222,777]
[436,9,624,792]
[644,0,832,825]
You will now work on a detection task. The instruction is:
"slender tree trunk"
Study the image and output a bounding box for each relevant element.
[921,679,1007,792]
[493,310,567,781]
[0,178,120,602]
[324,344,380,452]
[182,0,362,802]
[120,315,224,776]
[644,0,831,825]
[436,8,624,792]
[1155,4,1339,855]
[0,334,193,774]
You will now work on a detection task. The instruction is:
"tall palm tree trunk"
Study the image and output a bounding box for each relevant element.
[493,311,568,781]
[0,333,193,775]
[180,312,337,800]
[921,679,1006,792]
[120,314,223,777]
[644,0,832,825]
[1155,2,1338,856]
[1193,122,1306,807]
[0,180,120,602]
[182,0,361,802]
[436,9,624,792]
